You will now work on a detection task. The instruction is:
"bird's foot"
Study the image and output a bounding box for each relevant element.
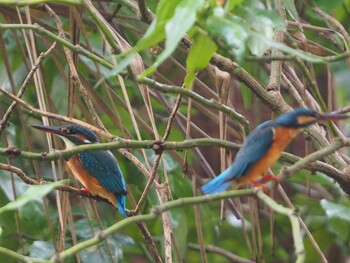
[80,187,91,195]
[250,180,268,193]
[261,175,279,185]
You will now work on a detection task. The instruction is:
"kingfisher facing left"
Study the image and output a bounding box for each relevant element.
[201,108,349,195]
[32,124,128,217]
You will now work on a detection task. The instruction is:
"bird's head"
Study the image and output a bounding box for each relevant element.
[275,108,349,128]
[32,124,99,148]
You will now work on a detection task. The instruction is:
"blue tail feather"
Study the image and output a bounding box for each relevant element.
[201,166,238,194]
[116,195,127,217]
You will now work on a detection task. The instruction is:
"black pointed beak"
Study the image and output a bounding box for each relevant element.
[318,112,350,121]
[32,125,65,136]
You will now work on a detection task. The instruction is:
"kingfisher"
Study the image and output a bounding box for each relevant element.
[32,124,128,217]
[201,108,349,194]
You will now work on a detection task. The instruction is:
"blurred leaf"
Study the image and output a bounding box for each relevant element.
[0,181,65,214]
[29,240,55,259]
[206,14,248,61]
[304,229,335,263]
[140,0,204,77]
[20,200,49,239]
[130,0,182,50]
[171,209,188,259]
[225,0,244,12]
[320,199,350,221]
[107,0,182,78]
[0,171,27,201]
[80,238,124,263]
[185,31,217,88]
[281,0,299,21]
[244,7,283,56]
[240,83,251,109]
[316,0,344,11]
[250,32,325,62]
[328,217,350,243]
[106,52,135,79]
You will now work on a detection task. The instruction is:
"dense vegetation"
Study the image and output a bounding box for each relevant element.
[0,0,350,262]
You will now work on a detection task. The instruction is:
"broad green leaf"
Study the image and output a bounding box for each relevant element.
[329,217,350,243]
[186,33,217,73]
[206,15,248,61]
[0,181,65,214]
[107,0,182,79]
[225,0,244,12]
[303,230,335,263]
[242,7,284,56]
[29,240,55,259]
[135,0,185,50]
[185,32,217,88]
[317,0,344,11]
[240,83,251,108]
[184,72,196,89]
[134,20,168,52]
[170,210,188,258]
[320,199,350,222]
[251,32,325,63]
[106,52,135,79]
[281,0,299,21]
[139,0,204,78]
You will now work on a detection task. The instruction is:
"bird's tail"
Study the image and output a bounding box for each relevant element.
[116,195,127,217]
[201,167,235,194]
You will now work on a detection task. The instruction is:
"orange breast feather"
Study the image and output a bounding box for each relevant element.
[67,156,117,207]
[236,127,300,185]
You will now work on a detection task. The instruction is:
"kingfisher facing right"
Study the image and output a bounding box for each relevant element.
[201,108,349,194]
[32,124,128,217]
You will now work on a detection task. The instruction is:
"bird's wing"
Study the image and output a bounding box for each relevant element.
[227,123,274,180]
[79,150,127,195]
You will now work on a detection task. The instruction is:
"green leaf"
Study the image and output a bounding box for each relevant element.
[240,83,251,108]
[140,0,204,77]
[242,7,284,56]
[281,0,299,21]
[303,229,335,263]
[225,0,244,12]
[29,240,55,259]
[140,0,182,48]
[329,217,350,243]
[0,181,65,214]
[107,0,182,79]
[250,32,325,63]
[106,52,135,79]
[134,20,168,52]
[170,210,188,258]
[320,199,350,222]
[206,15,249,61]
[185,32,217,88]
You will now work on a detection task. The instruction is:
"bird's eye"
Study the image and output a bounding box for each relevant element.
[60,127,73,134]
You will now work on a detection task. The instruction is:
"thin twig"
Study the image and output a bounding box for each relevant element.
[139,77,250,135]
[188,243,255,263]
